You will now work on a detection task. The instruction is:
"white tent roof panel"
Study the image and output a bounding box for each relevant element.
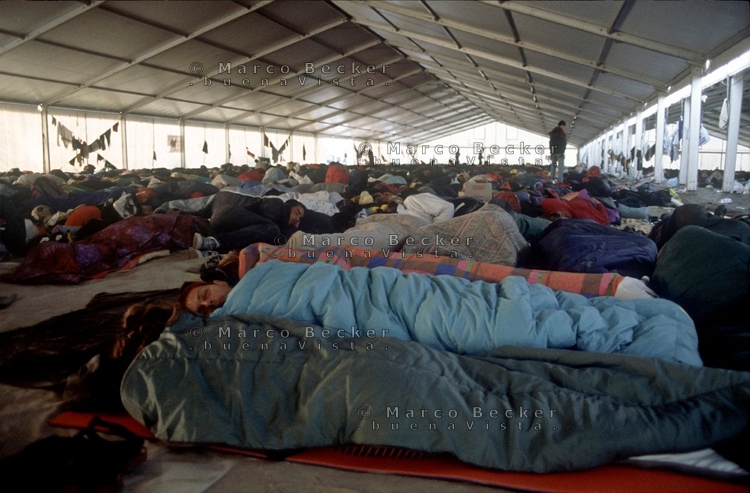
[0,2,81,33]
[619,2,749,54]
[0,42,114,83]
[60,88,145,113]
[428,1,513,36]
[261,0,345,33]
[38,9,177,60]
[94,66,182,94]
[136,99,207,119]
[0,75,68,104]
[521,51,598,86]
[604,43,688,82]
[221,92,286,112]
[293,105,342,121]
[145,41,234,72]
[0,0,747,148]
[510,13,608,62]
[450,31,533,62]
[196,107,255,123]
[102,1,249,34]
[527,1,624,24]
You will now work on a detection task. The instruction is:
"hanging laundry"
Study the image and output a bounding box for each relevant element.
[662,124,670,155]
[269,138,288,163]
[671,118,684,162]
[645,144,656,161]
[699,125,710,147]
[57,122,74,148]
[87,139,101,154]
[719,98,729,129]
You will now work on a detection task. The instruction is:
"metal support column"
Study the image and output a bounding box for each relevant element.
[654,95,666,183]
[685,66,703,191]
[633,109,644,179]
[41,106,51,173]
[722,72,744,192]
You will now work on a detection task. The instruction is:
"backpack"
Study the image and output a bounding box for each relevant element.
[325,163,349,185]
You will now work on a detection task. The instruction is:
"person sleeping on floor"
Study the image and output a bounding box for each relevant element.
[176,259,700,365]
[58,257,750,476]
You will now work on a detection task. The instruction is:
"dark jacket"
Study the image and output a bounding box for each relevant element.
[549,126,567,154]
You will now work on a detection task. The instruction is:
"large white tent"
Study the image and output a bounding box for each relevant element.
[0,1,748,184]
[2,4,750,492]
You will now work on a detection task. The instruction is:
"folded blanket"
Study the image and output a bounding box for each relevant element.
[239,243,626,297]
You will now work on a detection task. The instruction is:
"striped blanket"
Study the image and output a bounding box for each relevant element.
[238,243,625,297]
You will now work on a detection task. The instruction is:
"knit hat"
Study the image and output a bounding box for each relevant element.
[358,191,374,205]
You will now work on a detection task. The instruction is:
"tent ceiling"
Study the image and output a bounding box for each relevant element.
[0,0,748,148]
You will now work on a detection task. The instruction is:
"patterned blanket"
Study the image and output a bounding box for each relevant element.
[239,243,625,297]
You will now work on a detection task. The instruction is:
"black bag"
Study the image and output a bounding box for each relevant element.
[0,417,146,492]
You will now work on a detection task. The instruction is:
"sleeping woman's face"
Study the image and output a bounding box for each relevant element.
[185,280,232,316]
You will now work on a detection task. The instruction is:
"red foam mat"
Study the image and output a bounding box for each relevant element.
[49,412,748,493]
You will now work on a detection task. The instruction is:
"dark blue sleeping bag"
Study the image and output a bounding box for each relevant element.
[532,219,657,279]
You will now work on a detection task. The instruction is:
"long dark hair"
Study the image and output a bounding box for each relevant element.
[107,303,175,362]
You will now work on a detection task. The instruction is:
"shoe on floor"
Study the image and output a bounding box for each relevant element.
[193,232,220,251]
[188,247,219,259]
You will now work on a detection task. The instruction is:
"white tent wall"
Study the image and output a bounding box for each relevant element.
[291,131,315,165]
[0,103,43,173]
[3,101,748,175]
[319,135,353,165]
[47,108,122,172]
[127,116,182,170]
[421,121,578,167]
[184,122,226,169]
[125,116,154,170]
[228,125,263,167]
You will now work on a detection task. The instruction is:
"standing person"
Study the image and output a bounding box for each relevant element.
[549,120,567,182]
